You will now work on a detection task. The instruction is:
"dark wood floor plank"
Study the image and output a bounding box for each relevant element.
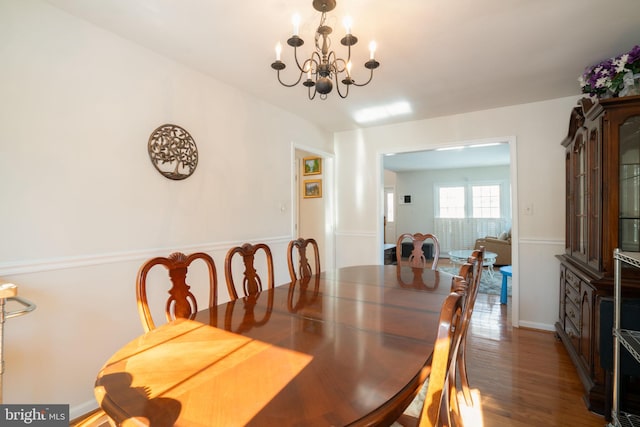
[469,292,606,426]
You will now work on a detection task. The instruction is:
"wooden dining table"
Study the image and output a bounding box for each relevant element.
[94,265,455,427]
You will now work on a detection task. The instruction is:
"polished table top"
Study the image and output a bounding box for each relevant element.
[95,265,455,427]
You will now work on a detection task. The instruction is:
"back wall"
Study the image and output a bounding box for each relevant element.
[391,165,511,247]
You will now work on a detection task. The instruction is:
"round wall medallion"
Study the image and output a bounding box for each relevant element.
[148,124,198,180]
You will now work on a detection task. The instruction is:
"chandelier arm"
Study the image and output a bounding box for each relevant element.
[293,46,308,73]
[308,84,317,100]
[310,52,322,72]
[351,68,375,87]
[327,51,345,73]
[334,73,349,98]
[276,69,305,87]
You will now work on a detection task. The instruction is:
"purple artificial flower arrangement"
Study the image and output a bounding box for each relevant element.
[579,45,640,98]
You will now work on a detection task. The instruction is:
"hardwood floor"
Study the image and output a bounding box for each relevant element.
[467,292,607,426]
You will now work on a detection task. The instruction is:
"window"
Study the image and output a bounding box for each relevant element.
[439,186,465,218]
[436,183,502,218]
[386,191,395,222]
[472,185,501,218]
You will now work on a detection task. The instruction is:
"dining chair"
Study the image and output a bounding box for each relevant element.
[396,233,441,270]
[457,247,485,406]
[136,251,218,333]
[452,262,473,293]
[287,237,320,282]
[224,242,274,300]
[398,281,467,427]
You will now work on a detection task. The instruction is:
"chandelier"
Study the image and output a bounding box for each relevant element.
[270,0,380,100]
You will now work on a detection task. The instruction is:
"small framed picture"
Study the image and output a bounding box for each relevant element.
[303,179,322,198]
[303,157,322,175]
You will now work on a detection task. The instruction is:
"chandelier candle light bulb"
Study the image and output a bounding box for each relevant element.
[275,42,282,61]
[292,14,301,36]
[270,0,380,100]
[343,16,352,34]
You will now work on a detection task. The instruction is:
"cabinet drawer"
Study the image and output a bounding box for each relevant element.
[565,269,580,292]
[565,314,580,351]
[565,279,581,307]
[565,300,580,331]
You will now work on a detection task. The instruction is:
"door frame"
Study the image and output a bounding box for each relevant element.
[290,142,336,273]
[377,136,520,327]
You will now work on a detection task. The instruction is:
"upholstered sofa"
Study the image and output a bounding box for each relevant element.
[474,233,511,266]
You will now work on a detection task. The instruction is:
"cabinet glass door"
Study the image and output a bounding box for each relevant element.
[588,126,601,268]
[573,136,587,259]
[619,115,640,251]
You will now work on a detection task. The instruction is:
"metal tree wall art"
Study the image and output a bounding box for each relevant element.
[148,124,198,180]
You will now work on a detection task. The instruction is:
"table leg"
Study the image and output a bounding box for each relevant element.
[500,273,508,304]
[485,264,495,279]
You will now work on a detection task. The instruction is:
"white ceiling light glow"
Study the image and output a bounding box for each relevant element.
[353,101,412,124]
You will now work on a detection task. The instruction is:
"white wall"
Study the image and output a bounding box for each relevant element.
[334,96,580,331]
[0,0,332,417]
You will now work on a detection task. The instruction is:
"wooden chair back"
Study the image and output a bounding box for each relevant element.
[453,262,473,293]
[224,243,274,300]
[457,246,485,406]
[419,284,466,426]
[287,237,321,282]
[396,233,441,270]
[136,252,217,333]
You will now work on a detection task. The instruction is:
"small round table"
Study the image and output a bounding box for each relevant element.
[448,250,498,278]
[499,265,512,304]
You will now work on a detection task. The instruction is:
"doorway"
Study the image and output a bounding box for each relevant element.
[384,186,396,244]
[380,137,519,326]
[292,144,335,273]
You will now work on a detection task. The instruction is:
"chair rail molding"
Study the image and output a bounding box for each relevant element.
[0,236,292,276]
[518,237,564,246]
[334,230,377,238]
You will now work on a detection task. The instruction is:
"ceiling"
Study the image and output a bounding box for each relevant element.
[45,0,640,134]
[383,142,510,172]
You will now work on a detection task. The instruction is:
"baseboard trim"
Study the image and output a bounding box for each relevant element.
[518,320,555,332]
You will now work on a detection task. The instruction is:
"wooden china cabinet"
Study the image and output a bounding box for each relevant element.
[557,95,640,415]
